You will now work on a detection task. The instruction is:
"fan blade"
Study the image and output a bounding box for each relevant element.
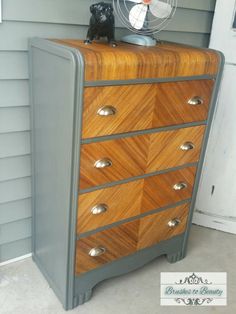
[149,0,172,19]
[129,4,147,30]
[126,0,141,3]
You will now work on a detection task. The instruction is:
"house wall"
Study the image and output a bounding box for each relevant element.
[0,0,216,263]
[194,0,236,234]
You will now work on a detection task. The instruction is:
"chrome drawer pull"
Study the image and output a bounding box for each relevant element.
[188,96,204,106]
[97,106,117,116]
[94,158,112,169]
[91,204,108,215]
[88,247,106,257]
[173,182,188,191]
[168,218,181,228]
[180,142,195,151]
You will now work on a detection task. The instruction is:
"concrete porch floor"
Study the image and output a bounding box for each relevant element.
[0,225,235,314]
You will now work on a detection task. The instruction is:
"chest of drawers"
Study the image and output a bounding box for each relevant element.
[29,39,223,310]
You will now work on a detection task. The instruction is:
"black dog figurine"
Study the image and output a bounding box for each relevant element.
[85,2,117,46]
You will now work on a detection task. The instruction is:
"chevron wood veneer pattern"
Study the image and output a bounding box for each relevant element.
[75,203,189,274]
[137,203,189,250]
[77,166,196,233]
[82,80,214,138]
[79,125,205,189]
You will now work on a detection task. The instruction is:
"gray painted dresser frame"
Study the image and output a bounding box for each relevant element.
[29,38,224,310]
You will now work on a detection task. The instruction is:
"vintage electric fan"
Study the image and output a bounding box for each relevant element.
[113,0,177,46]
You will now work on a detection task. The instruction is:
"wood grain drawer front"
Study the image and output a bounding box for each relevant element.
[75,203,189,275]
[75,220,139,275]
[77,166,196,233]
[79,126,205,189]
[153,80,214,127]
[82,85,154,138]
[82,80,214,138]
[137,203,189,250]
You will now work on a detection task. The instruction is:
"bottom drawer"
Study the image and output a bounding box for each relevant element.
[75,203,189,275]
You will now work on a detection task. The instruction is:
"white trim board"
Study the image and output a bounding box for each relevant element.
[194,64,236,233]
[0,253,32,267]
[209,0,236,63]
[0,0,2,23]
[193,211,236,234]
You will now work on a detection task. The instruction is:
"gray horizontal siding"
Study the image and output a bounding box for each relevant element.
[0,177,31,204]
[0,21,211,52]
[2,0,215,27]
[166,9,214,34]
[0,218,31,246]
[0,238,31,262]
[0,0,216,262]
[0,80,29,107]
[177,0,215,11]
[0,132,30,158]
[0,198,31,225]
[0,155,31,182]
[0,22,89,51]
[0,52,28,79]
[159,31,210,48]
[0,107,30,133]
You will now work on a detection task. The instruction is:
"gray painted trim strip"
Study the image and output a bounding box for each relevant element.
[77,199,191,239]
[84,75,215,87]
[80,162,198,194]
[66,49,85,310]
[82,121,207,144]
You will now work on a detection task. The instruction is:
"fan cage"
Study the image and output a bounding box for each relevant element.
[113,0,178,35]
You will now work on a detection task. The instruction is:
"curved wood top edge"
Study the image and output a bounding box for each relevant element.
[51,39,220,81]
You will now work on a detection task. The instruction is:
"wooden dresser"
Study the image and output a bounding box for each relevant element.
[29,39,223,310]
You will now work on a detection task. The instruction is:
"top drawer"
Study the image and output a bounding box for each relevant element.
[82,80,214,139]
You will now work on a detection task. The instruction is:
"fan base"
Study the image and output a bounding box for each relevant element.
[121,35,157,47]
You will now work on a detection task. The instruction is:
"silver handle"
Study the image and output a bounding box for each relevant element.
[173,182,188,191]
[88,247,106,257]
[97,106,117,116]
[94,158,112,169]
[168,218,181,228]
[188,96,204,106]
[91,204,108,215]
[180,142,195,151]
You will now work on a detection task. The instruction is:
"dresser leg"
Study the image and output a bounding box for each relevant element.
[74,289,93,307]
[166,250,185,263]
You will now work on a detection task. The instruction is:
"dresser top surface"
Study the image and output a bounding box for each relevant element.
[50,39,221,81]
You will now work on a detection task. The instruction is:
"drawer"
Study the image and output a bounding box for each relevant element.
[77,166,196,233]
[80,125,205,189]
[82,80,214,138]
[75,203,189,275]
